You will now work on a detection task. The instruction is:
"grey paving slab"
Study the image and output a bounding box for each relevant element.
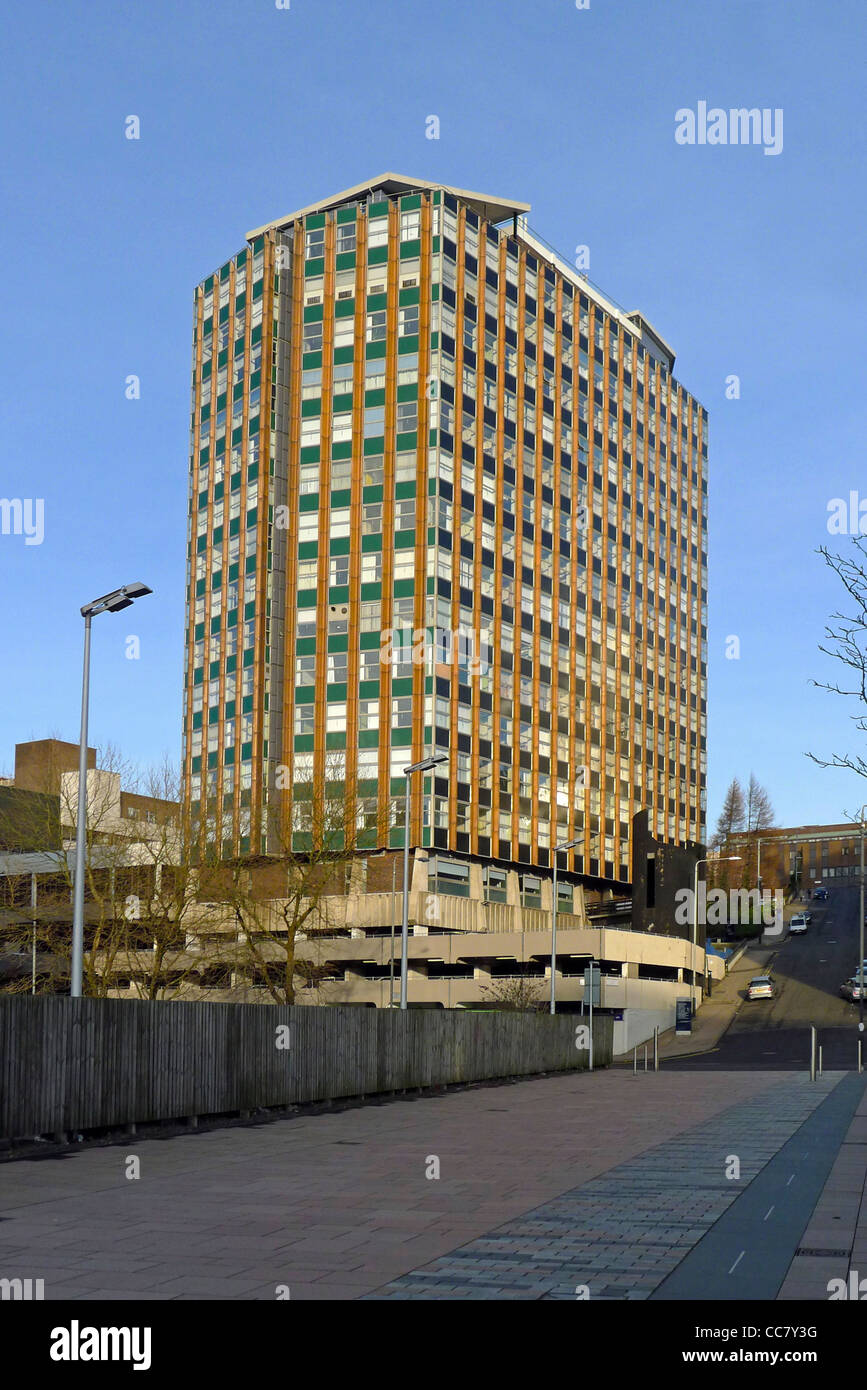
[366,1073,846,1300]
[0,1066,832,1301]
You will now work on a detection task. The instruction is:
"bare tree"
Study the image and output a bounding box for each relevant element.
[810,539,867,779]
[745,773,774,835]
[478,975,546,1011]
[707,774,774,895]
[0,750,216,998]
[712,778,745,849]
[736,774,775,891]
[209,755,390,1005]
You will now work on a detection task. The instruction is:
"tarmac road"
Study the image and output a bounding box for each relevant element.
[668,884,867,1071]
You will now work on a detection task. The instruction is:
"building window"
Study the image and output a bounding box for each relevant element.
[521,875,542,909]
[485,867,507,903]
[365,359,386,390]
[367,216,389,250]
[295,656,316,685]
[392,696,413,728]
[332,413,352,444]
[358,700,379,731]
[336,223,356,254]
[400,210,421,241]
[398,305,419,337]
[296,609,317,639]
[305,228,325,259]
[294,704,315,735]
[326,703,346,733]
[303,322,323,352]
[429,856,470,898]
[327,652,348,683]
[300,417,321,447]
[366,311,387,343]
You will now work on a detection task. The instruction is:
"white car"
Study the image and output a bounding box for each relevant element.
[748,975,776,1000]
[789,914,808,934]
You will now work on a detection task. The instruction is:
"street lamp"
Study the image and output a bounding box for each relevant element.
[70,583,152,998]
[860,805,867,1030]
[757,837,764,892]
[550,837,581,1015]
[399,754,448,1009]
[693,855,740,1016]
[368,846,399,1007]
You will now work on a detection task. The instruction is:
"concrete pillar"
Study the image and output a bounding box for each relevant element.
[468,860,484,901]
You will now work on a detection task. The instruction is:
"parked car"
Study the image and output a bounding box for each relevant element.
[815,887,828,900]
[841,977,866,1002]
[804,911,813,923]
[747,975,776,1000]
[789,914,809,934]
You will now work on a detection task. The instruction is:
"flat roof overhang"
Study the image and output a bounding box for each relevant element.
[246,171,531,241]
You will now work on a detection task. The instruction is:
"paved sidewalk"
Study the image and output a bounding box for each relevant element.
[778,1075,867,1299]
[0,1067,805,1301]
[654,942,779,1060]
[368,1073,850,1300]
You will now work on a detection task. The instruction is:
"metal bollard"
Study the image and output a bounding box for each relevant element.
[653,1026,659,1072]
[819,1045,823,1077]
[859,1039,863,1075]
[644,1044,648,1072]
[633,1044,637,1075]
[810,1025,817,1082]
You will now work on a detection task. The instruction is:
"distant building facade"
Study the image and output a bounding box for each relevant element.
[731,822,866,891]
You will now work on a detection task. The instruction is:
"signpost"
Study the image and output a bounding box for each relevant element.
[584,962,601,1072]
[676,998,692,1035]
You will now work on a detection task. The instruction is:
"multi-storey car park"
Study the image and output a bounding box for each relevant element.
[182,173,708,912]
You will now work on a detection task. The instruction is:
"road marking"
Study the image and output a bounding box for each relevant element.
[764,1205,775,1221]
[787,1175,795,1186]
[728,1251,745,1274]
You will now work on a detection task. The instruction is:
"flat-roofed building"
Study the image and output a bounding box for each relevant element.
[182,173,708,902]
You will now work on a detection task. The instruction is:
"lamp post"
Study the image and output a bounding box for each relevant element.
[860,806,867,1029]
[71,583,152,998]
[366,847,399,1007]
[390,854,397,1008]
[693,855,740,1016]
[551,837,581,1015]
[30,872,37,995]
[400,754,448,1010]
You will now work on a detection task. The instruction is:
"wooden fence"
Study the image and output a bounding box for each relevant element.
[0,998,612,1141]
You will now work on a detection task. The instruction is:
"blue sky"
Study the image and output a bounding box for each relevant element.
[1,0,865,833]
